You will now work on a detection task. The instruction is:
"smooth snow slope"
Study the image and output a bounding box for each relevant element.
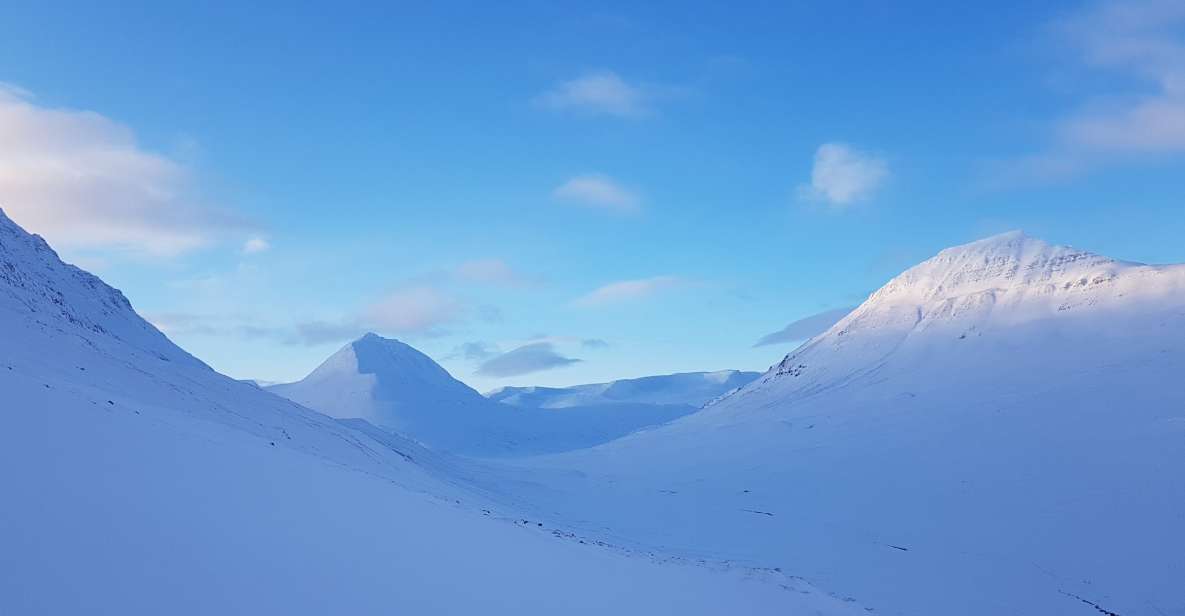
[271,335,718,457]
[487,370,760,409]
[268,334,522,453]
[0,209,863,615]
[484,232,1185,616]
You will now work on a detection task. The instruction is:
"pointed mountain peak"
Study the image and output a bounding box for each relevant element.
[352,332,410,349]
[290,333,470,399]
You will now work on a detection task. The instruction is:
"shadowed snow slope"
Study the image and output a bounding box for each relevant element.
[268,334,516,452]
[0,208,863,615]
[487,369,760,409]
[270,335,715,457]
[487,231,1185,616]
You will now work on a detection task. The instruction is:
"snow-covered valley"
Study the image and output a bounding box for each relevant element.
[470,232,1185,615]
[3,208,1183,615]
[0,209,863,615]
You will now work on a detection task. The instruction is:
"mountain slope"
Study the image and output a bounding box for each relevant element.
[485,232,1185,616]
[271,335,722,456]
[268,334,517,453]
[0,208,862,615]
[487,370,760,409]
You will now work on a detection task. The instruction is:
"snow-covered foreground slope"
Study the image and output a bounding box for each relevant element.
[487,369,760,409]
[484,232,1185,616]
[271,335,716,457]
[0,209,863,615]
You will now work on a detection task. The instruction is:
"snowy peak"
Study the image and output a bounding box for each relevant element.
[306,332,460,388]
[268,333,494,440]
[868,231,1124,305]
[746,231,1185,395]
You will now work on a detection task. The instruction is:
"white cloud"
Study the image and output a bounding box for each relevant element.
[0,84,247,256]
[1062,98,1185,152]
[798,143,889,207]
[364,286,462,334]
[536,71,649,117]
[1006,1,1185,180]
[1058,1,1185,152]
[242,236,270,254]
[553,174,640,212]
[573,276,682,308]
[455,259,531,287]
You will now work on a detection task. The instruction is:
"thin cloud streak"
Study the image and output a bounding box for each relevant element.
[754,307,855,347]
[535,70,650,117]
[573,276,682,308]
[553,174,641,213]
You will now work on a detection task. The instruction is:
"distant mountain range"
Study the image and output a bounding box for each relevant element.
[6,203,1184,616]
[487,370,759,409]
[267,334,744,456]
[0,208,849,614]
[505,231,1185,616]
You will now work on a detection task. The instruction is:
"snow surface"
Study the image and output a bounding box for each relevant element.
[269,335,714,457]
[6,206,1183,616]
[0,208,864,615]
[471,232,1185,616]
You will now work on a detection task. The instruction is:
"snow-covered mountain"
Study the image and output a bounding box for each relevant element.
[0,208,861,615]
[268,334,515,452]
[487,370,760,409]
[488,232,1185,616]
[269,334,724,456]
[10,207,1180,615]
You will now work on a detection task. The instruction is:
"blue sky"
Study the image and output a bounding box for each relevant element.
[1,1,1183,391]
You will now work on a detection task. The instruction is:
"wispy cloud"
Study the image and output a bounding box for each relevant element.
[1004,1,1185,180]
[553,174,641,213]
[573,276,682,308]
[242,236,270,254]
[364,286,462,335]
[148,312,361,347]
[798,143,889,207]
[754,307,855,347]
[454,258,534,287]
[535,70,652,117]
[444,341,500,361]
[476,342,581,377]
[288,320,363,346]
[581,338,610,349]
[0,83,251,256]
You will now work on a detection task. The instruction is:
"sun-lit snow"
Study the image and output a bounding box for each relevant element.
[4,209,1182,616]
[269,335,721,456]
[0,208,865,615]
[473,231,1185,616]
